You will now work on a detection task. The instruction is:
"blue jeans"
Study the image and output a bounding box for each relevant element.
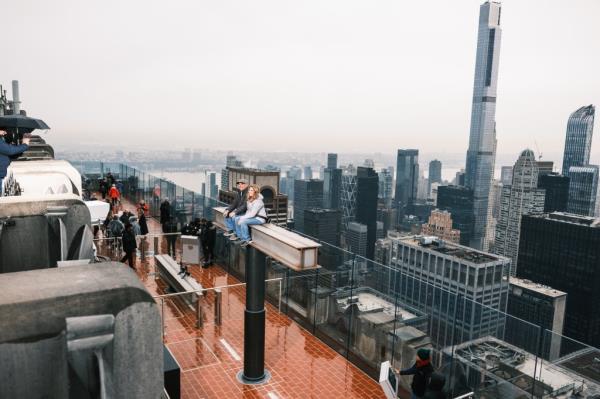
[235,217,264,241]
[224,216,237,232]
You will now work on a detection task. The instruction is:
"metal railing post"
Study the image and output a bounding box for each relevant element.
[196,294,203,328]
[214,289,222,326]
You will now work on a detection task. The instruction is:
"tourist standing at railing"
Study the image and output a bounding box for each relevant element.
[200,218,216,267]
[120,223,137,269]
[397,348,434,399]
[160,199,171,232]
[223,179,249,237]
[164,217,178,258]
[0,129,30,191]
[423,373,446,399]
[98,178,108,199]
[231,184,267,247]
[137,207,149,255]
[137,199,149,216]
[108,184,120,209]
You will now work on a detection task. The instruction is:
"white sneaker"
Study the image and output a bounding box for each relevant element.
[228,235,239,241]
[223,231,234,237]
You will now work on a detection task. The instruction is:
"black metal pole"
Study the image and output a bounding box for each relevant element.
[238,247,270,384]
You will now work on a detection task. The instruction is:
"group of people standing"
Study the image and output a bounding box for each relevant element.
[98,172,123,211]
[104,201,149,269]
[222,178,268,247]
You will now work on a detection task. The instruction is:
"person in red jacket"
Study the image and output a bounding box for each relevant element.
[108,184,120,209]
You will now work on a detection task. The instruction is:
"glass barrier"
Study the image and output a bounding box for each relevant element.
[76,161,600,398]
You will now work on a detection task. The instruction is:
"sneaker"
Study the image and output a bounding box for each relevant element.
[240,240,249,248]
[228,235,239,241]
[223,231,235,237]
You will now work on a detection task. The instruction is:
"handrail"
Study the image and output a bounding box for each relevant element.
[152,277,283,300]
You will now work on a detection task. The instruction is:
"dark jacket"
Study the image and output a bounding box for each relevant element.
[423,373,446,399]
[160,201,171,224]
[122,229,137,252]
[400,361,434,397]
[226,187,248,215]
[139,214,149,235]
[164,220,178,240]
[200,221,216,246]
[0,140,28,179]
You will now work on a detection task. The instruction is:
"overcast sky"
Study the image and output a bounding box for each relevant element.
[3,0,599,162]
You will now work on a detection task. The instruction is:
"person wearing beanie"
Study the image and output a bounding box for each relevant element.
[399,348,434,399]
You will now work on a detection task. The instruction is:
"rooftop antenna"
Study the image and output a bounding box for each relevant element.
[11,80,21,115]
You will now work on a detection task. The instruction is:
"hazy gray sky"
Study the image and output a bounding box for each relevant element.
[3,0,599,160]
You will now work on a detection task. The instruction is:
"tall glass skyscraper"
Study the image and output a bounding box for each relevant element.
[464,1,502,250]
[561,105,595,177]
[567,165,599,217]
[394,149,419,219]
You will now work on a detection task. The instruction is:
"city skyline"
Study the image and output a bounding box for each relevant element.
[3,1,599,156]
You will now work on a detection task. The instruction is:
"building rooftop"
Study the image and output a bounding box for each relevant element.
[399,235,505,265]
[539,212,600,227]
[509,277,567,298]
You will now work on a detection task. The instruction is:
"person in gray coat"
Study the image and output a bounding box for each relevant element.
[230,184,267,246]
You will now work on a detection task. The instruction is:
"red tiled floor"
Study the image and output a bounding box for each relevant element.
[96,197,386,399]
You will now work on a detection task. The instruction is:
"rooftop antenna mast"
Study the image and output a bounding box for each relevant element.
[533,138,543,161]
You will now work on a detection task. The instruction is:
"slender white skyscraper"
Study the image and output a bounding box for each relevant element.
[464,1,502,250]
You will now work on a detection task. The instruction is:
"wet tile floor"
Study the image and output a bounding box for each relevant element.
[96,199,387,399]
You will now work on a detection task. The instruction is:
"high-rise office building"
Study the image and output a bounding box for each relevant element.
[327,153,338,169]
[346,222,368,257]
[304,208,340,247]
[428,159,442,196]
[517,212,600,347]
[494,150,545,275]
[500,166,513,186]
[421,209,460,243]
[567,165,599,217]
[437,185,474,246]
[355,167,379,259]
[323,167,342,210]
[206,171,218,199]
[506,277,566,360]
[390,235,510,347]
[293,179,324,232]
[340,174,357,228]
[374,238,392,266]
[304,166,313,180]
[282,167,302,200]
[378,167,393,205]
[538,173,569,213]
[536,161,554,176]
[394,149,419,219]
[464,1,502,250]
[561,105,595,177]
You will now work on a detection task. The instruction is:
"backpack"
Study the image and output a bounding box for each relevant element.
[110,220,124,237]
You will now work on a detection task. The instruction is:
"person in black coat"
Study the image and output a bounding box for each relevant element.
[399,348,435,399]
[120,223,137,269]
[423,373,446,399]
[163,217,178,258]
[160,199,171,232]
[200,218,216,267]
[223,179,249,237]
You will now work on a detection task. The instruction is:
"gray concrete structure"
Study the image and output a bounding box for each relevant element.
[0,263,163,398]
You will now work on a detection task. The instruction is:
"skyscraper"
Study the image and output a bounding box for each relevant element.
[421,209,460,243]
[355,167,379,259]
[303,166,313,180]
[437,185,474,246]
[293,179,324,232]
[517,212,600,348]
[567,165,599,216]
[464,1,502,250]
[323,168,342,209]
[327,153,338,169]
[500,166,513,186]
[538,173,569,213]
[494,150,545,275]
[561,105,595,177]
[394,149,419,219]
[304,208,341,247]
[378,167,393,205]
[428,159,442,196]
[346,222,368,257]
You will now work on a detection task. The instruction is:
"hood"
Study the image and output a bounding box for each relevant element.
[428,372,445,391]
